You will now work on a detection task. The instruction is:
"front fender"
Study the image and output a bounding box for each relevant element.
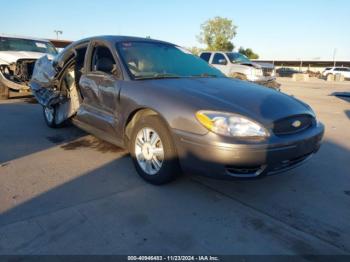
[119,81,209,136]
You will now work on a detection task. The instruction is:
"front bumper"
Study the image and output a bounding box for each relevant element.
[173,122,325,179]
[249,75,275,83]
[0,70,30,92]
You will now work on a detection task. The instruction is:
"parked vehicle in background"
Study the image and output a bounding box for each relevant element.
[322,67,350,79]
[0,34,57,99]
[276,67,303,77]
[199,51,280,90]
[30,36,324,185]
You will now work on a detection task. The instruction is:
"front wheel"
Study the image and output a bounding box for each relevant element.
[129,115,181,185]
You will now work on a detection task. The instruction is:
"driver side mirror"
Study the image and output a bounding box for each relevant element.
[218,59,228,65]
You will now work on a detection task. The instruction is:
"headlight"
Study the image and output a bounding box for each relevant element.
[196,111,269,137]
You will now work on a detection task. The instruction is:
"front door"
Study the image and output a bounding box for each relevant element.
[211,53,230,75]
[77,43,122,137]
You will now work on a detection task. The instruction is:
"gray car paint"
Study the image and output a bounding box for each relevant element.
[30,35,324,179]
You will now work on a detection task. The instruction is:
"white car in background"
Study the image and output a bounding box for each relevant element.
[322,67,350,79]
[0,34,57,99]
[199,51,280,90]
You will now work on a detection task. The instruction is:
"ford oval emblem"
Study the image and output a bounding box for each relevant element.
[292,120,302,128]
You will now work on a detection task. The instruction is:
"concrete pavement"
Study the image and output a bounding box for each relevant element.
[0,79,349,255]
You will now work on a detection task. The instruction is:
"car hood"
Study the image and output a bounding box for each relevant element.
[146,77,313,125]
[239,62,262,69]
[238,61,274,70]
[0,51,53,65]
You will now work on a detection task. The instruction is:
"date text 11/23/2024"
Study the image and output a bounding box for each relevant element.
[127,255,220,261]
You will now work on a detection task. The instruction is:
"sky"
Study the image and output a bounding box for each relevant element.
[2,0,349,60]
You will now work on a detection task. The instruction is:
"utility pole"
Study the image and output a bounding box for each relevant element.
[54,30,63,40]
[298,58,303,72]
[333,48,337,67]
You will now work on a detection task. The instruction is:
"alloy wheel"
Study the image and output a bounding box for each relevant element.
[134,127,164,175]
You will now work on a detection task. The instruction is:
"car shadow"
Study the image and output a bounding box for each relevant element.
[190,139,350,253]
[345,110,350,120]
[0,139,349,255]
[330,92,350,103]
[60,135,124,153]
[329,92,350,119]
[0,100,85,164]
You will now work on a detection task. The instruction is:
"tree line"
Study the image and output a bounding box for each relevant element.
[189,16,259,59]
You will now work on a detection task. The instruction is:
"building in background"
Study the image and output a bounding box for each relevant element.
[253,59,350,73]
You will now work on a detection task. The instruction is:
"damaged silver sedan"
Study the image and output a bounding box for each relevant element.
[0,35,57,99]
[30,36,324,185]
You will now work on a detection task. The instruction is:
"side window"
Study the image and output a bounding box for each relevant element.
[75,45,88,73]
[91,45,116,75]
[199,53,211,63]
[334,68,343,71]
[212,53,227,65]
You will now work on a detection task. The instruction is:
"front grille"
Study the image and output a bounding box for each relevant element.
[269,153,313,174]
[226,165,262,175]
[15,59,37,82]
[273,114,314,135]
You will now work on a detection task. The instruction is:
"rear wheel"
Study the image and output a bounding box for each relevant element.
[129,115,181,185]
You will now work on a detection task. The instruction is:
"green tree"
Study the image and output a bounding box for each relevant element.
[238,47,259,59]
[187,46,203,56]
[198,16,237,51]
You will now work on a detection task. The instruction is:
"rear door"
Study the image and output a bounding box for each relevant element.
[77,41,123,137]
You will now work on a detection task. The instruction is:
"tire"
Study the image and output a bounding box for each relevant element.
[0,82,9,100]
[129,115,181,185]
[43,105,60,128]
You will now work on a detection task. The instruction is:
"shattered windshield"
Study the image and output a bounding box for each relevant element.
[0,37,57,55]
[226,52,251,64]
[116,41,224,80]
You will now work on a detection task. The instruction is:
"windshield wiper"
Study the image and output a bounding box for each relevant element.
[135,73,181,80]
[190,73,218,78]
